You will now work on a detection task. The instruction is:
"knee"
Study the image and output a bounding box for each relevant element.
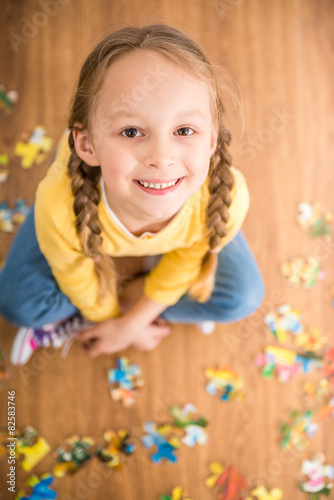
[234,273,266,320]
[210,270,266,323]
[0,282,31,327]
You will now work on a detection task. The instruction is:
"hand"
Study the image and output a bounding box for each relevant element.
[131,317,171,351]
[76,315,171,358]
[76,317,133,358]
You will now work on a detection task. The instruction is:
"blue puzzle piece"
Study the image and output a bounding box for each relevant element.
[141,422,178,464]
[150,442,177,464]
[108,357,141,390]
[22,476,57,500]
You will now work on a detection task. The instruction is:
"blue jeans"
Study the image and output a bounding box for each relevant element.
[0,205,265,328]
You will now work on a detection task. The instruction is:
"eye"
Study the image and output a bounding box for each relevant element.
[121,127,142,138]
[175,127,195,136]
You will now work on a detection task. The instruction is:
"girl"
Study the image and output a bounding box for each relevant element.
[0,24,265,364]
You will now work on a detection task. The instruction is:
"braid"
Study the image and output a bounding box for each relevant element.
[67,131,118,298]
[207,124,235,248]
[188,122,235,303]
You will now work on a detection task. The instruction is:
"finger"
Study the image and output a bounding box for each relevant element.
[152,317,168,326]
[76,328,98,341]
[153,325,171,336]
[82,339,101,358]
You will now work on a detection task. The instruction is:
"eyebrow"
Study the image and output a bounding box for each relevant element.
[106,108,207,121]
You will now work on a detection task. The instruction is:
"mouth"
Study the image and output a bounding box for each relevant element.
[134,177,184,194]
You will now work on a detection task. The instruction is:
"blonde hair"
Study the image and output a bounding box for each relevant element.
[67,24,235,302]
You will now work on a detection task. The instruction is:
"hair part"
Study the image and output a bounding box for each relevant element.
[67,24,236,303]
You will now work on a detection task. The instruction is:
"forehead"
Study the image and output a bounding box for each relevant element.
[94,49,212,119]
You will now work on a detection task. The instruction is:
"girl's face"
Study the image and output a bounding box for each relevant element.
[74,50,218,235]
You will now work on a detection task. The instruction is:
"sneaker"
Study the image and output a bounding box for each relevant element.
[10,327,39,365]
[11,313,90,365]
[198,321,216,335]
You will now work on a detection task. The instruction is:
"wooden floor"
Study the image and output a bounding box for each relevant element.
[0,0,333,498]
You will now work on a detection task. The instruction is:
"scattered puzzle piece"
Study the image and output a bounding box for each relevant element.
[280,410,318,450]
[141,421,180,464]
[255,346,323,383]
[205,367,245,401]
[322,346,334,387]
[247,485,283,500]
[314,396,334,421]
[300,453,334,499]
[216,464,248,499]
[170,403,208,447]
[53,435,94,477]
[280,255,325,288]
[303,379,331,406]
[0,199,30,233]
[205,462,248,499]
[295,327,328,353]
[96,429,135,469]
[0,153,9,184]
[0,84,19,116]
[205,461,225,489]
[264,304,304,343]
[161,486,193,500]
[15,474,57,500]
[16,427,50,471]
[15,126,53,169]
[297,203,333,240]
[108,356,144,407]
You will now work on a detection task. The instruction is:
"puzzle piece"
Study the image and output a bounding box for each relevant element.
[255,346,323,383]
[300,453,334,499]
[0,199,30,233]
[170,404,208,447]
[315,396,334,421]
[0,153,9,184]
[294,327,328,353]
[297,202,333,240]
[264,304,304,343]
[248,485,283,500]
[16,427,50,471]
[0,85,18,116]
[205,461,225,488]
[182,425,208,447]
[15,126,53,169]
[322,346,334,386]
[16,474,57,500]
[205,367,245,401]
[161,486,193,500]
[280,255,325,288]
[205,462,247,499]
[303,379,331,406]
[216,464,248,499]
[141,422,179,464]
[96,429,135,469]
[108,356,144,407]
[53,435,94,477]
[280,410,318,450]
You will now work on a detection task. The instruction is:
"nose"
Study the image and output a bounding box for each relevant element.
[143,135,175,169]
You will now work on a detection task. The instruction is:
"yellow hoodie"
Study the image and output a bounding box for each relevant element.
[35,132,249,322]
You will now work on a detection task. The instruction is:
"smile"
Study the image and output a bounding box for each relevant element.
[134,177,184,195]
[137,179,179,189]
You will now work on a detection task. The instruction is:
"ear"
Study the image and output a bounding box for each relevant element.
[72,127,100,167]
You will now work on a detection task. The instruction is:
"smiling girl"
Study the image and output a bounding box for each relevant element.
[0,24,265,364]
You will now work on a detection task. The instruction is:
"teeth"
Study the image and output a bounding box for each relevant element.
[138,179,178,189]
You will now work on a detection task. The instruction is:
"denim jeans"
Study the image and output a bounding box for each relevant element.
[0,205,265,328]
